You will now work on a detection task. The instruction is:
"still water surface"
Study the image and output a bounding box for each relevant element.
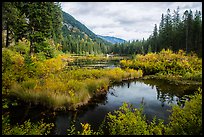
[67,58,119,69]
[53,79,192,135]
[8,78,197,135]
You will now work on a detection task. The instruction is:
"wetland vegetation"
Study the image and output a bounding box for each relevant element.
[2,2,202,135]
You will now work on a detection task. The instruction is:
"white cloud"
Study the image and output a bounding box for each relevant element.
[61,2,202,40]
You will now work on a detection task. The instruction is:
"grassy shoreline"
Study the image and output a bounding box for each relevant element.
[120,49,202,85]
[2,47,202,135]
[8,68,143,111]
[141,74,202,86]
[3,48,202,111]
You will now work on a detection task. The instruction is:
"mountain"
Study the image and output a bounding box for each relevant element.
[97,35,126,44]
[62,11,111,45]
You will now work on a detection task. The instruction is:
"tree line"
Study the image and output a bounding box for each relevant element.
[2,2,112,56]
[61,34,110,55]
[2,3,202,57]
[61,11,112,55]
[110,7,202,57]
[2,2,63,56]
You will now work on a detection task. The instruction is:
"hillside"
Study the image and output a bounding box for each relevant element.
[62,11,111,45]
[97,35,126,44]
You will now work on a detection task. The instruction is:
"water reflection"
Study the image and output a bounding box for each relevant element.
[108,80,179,108]
[138,79,200,107]
[67,58,120,69]
[6,78,199,135]
[53,79,197,135]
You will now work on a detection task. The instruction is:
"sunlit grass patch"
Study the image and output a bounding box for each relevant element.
[4,49,143,110]
[85,78,110,94]
[120,49,202,80]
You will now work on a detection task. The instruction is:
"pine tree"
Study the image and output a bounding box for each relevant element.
[2,2,22,47]
[158,13,165,51]
[193,10,202,56]
[172,6,181,51]
[164,9,173,50]
[21,2,54,55]
[152,24,158,52]
[50,2,63,45]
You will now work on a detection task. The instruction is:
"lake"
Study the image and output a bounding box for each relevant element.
[7,78,198,135]
[66,57,120,69]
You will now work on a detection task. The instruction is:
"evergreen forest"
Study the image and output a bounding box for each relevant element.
[2,2,202,135]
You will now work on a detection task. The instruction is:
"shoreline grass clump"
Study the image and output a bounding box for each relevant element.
[9,67,143,110]
[3,47,143,110]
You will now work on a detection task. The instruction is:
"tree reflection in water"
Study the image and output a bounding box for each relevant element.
[138,78,200,107]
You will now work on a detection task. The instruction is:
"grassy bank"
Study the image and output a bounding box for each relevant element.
[9,68,142,110]
[2,41,201,135]
[142,74,202,86]
[120,49,202,83]
[3,88,202,135]
[2,46,143,110]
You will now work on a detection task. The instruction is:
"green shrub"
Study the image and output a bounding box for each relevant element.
[69,88,202,135]
[9,39,30,55]
[34,40,56,58]
[36,52,47,61]
[2,48,27,89]
[2,115,54,135]
[105,102,165,135]
[165,88,202,135]
[120,49,202,79]
[183,71,202,81]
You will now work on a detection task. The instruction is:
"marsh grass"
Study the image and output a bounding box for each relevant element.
[4,48,143,110]
[85,78,110,94]
[9,67,143,110]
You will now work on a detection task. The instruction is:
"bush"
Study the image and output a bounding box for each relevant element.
[120,49,202,78]
[36,52,47,61]
[8,38,30,55]
[105,102,165,135]
[68,88,202,135]
[2,115,54,135]
[2,48,27,89]
[34,40,56,58]
[165,88,202,135]
[183,71,202,81]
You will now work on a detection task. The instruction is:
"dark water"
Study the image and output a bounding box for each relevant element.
[7,79,198,135]
[67,58,119,69]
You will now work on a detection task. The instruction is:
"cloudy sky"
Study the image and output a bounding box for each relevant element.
[61,2,202,41]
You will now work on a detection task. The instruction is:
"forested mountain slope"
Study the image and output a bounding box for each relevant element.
[61,11,112,54]
[97,35,126,44]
